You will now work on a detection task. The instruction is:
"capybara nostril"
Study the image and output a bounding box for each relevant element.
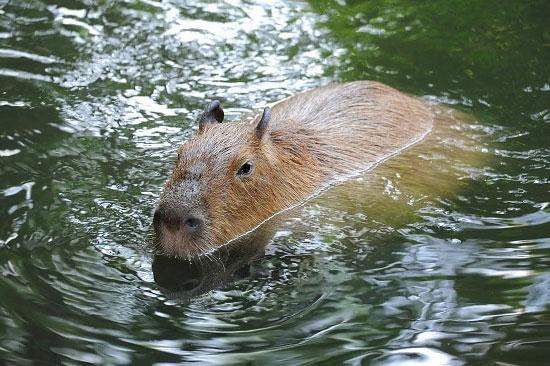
[154,205,203,234]
[154,205,182,232]
[153,206,165,228]
[183,216,203,233]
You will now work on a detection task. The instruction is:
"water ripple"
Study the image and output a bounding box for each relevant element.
[0,0,549,364]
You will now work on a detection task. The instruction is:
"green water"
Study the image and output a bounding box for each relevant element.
[1,0,549,364]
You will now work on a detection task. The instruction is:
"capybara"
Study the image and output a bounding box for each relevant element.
[154,81,434,258]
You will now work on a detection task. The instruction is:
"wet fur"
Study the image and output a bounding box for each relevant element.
[156,81,434,258]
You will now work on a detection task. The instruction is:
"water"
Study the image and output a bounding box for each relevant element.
[0,0,549,364]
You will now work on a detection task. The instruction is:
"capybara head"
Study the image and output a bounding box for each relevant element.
[153,100,316,259]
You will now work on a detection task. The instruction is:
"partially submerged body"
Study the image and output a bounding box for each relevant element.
[311,104,487,228]
[153,81,453,258]
[153,104,488,297]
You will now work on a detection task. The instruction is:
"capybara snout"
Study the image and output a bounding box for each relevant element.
[153,203,205,234]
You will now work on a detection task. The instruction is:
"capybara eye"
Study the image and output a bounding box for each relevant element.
[236,161,254,177]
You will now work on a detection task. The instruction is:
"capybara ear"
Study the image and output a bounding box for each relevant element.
[255,107,271,140]
[198,100,224,133]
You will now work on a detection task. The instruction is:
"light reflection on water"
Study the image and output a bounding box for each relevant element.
[0,0,549,365]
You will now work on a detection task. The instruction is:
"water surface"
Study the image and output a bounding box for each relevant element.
[0,0,549,364]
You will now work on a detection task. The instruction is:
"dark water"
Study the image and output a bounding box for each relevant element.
[1,0,549,364]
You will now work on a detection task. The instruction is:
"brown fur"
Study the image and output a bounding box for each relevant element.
[155,81,434,258]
